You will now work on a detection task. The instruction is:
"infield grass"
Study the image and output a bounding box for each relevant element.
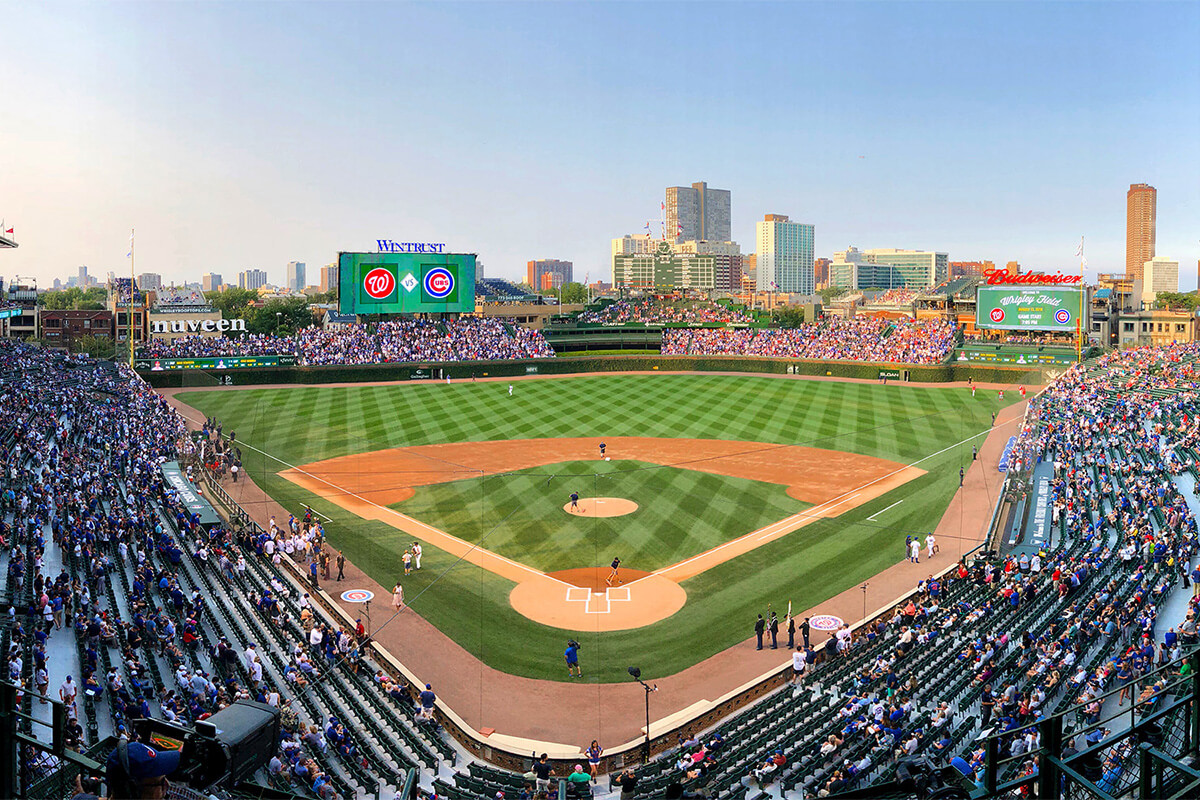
[397,459,811,573]
[177,374,1014,682]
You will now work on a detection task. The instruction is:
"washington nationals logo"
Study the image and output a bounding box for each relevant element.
[1054,308,1071,324]
[989,308,1005,323]
[424,267,455,299]
[362,268,395,300]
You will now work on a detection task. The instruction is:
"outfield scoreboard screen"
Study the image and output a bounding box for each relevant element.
[976,287,1084,332]
[338,252,476,316]
[135,355,297,371]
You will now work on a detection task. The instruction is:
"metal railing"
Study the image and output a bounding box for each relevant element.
[975,649,1200,800]
[0,682,103,799]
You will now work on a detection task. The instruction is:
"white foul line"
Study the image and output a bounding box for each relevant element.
[169,403,566,587]
[866,500,904,522]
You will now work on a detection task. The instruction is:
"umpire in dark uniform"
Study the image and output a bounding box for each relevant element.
[754,614,765,650]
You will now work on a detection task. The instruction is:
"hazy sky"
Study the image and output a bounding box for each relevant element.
[1,1,1198,289]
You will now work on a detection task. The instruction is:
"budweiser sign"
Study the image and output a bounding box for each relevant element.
[982,268,1082,286]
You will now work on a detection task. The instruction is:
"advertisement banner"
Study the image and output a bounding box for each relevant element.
[975,287,1084,332]
[135,354,297,371]
[159,461,222,527]
[339,251,477,315]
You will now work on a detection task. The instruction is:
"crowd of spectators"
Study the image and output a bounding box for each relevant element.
[579,298,752,325]
[963,333,1077,346]
[864,288,920,306]
[135,318,555,365]
[663,317,956,364]
[139,333,298,359]
[636,342,1200,798]
[0,340,439,799]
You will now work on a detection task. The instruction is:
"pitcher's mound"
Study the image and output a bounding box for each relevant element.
[548,566,651,591]
[562,497,638,517]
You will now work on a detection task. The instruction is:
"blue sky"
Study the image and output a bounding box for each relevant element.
[1,1,1197,288]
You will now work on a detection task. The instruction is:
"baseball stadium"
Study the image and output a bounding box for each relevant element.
[9,241,1200,800]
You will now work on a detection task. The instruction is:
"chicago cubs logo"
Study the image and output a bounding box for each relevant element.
[363,268,395,299]
[989,308,1005,323]
[340,589,375,603]
[809,614,843,631]
[1054,309,1071,324]
[424,267,455,299]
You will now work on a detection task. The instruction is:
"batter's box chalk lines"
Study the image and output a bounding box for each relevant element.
[565,585,632,614]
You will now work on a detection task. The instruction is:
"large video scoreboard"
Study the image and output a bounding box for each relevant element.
[976,286,1084,332]
[338,252,476,316]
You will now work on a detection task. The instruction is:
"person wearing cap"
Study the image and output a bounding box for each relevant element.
[567,764,590,787]
[106,741,180,800]
[418,683,436,720]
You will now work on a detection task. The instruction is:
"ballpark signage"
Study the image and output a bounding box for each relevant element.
[976,286,1083,332]
[982,268,1082,286]
[338,251,476,315]
[151,317,247,334]
[376,240,448,254]
[135,354,297,371]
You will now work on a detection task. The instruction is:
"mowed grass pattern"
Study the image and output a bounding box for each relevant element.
[178,375,1014,682]
[398,460,811,573]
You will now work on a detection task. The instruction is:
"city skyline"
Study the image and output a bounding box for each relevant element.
[1,2,1197,290]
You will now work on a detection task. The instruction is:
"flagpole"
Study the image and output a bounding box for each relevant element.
[130,228,136,369]
[1077,236,1084,364]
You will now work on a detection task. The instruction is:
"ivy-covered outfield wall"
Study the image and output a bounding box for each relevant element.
[138,354,1053,388]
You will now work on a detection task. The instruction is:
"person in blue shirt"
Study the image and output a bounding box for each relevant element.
[565,640,581,678]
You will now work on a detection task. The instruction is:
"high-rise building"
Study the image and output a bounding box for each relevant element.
[1126,183,1157,281]
[666,182,731,242]
[239,269,268,291]
[755,215,815,294]
[320,263,338,293]
[526,259,573,291]
[830,248,948,290]
[1142,256,1179,304]
[949,260,995,279]
[1005,261,1021,275]
[286,261,306,292]
[813,258,832,288]
[201,273,223,292]
[137,273,162,291]
[863,249,947,289]
[612,235,658,256]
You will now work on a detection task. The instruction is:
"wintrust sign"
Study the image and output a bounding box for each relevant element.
[982,268,1082,286]
[151,318,247,334]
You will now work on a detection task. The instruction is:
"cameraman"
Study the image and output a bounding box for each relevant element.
[105,741,181,800]
[565,639,582,678]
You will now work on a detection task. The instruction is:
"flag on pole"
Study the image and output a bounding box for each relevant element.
[1074,236,1087,267]
[786,600,792,618]
[4,228,12,236]
[127,230,134,259]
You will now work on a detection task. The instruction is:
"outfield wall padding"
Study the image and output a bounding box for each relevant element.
[140,355,1050,388]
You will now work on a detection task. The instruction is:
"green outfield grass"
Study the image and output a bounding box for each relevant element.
[396,459,810,573]
[177,374,1015,682]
